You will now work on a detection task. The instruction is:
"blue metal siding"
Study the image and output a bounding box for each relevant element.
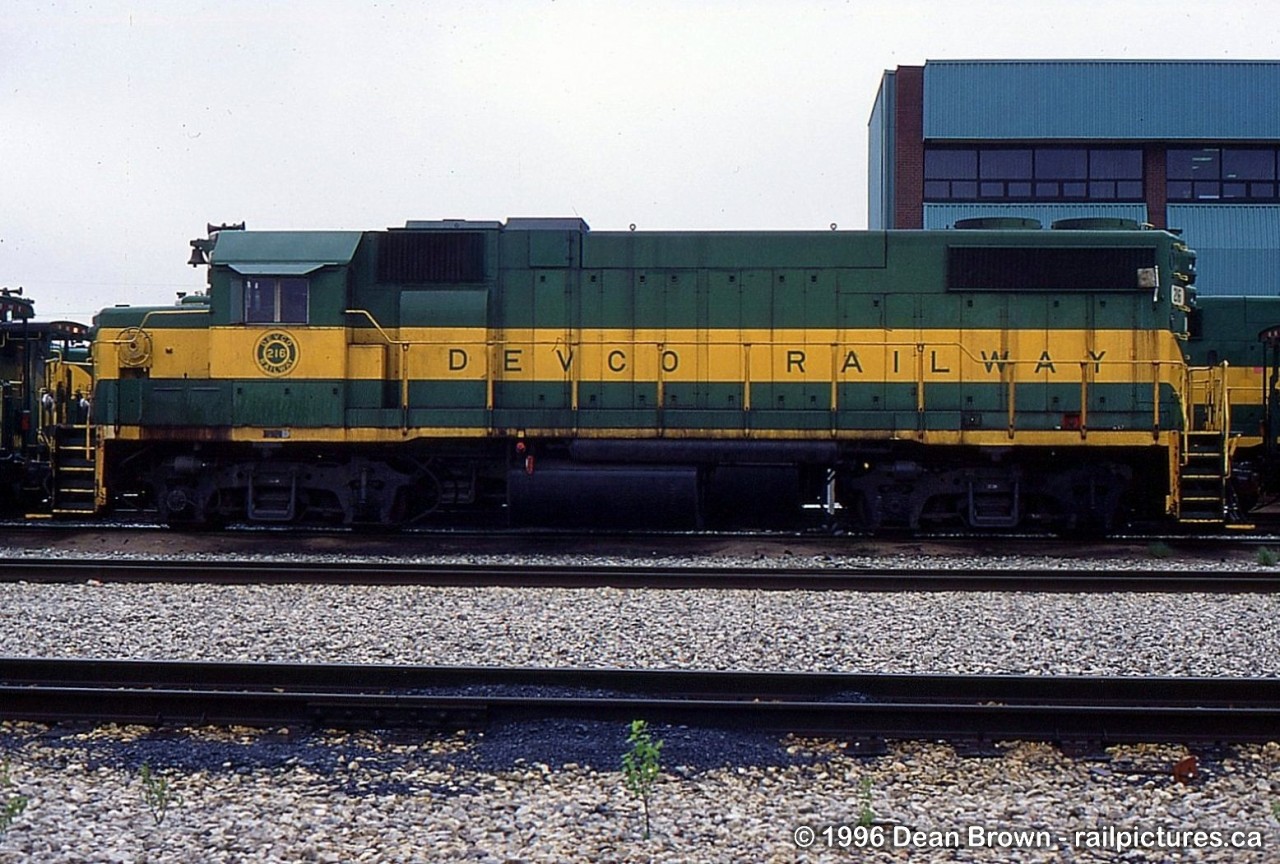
[923,203,1148,230]
[925,61,1280,141]
[1168,204,1280,297]
[868,73,893,230]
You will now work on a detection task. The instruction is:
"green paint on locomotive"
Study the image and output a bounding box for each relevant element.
[285,222,1190,332]
[95,220,1196,437]
[1186,296,1277,369]
[1184,295,1280,439]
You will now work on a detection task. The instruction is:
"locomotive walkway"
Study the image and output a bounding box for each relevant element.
[0,659,1275,745]
[1,556,1278,592]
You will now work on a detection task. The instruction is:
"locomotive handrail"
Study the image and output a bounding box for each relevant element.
[473,335,1190,370]
[38,355,94,444]
[44,357,93,374]
[464,336,1186,434]
[335,328,1190,376]
[1221,362,1233,480]
[344,308,408,346]
[98,307,209,343]
[334,323,1190,442]
[345,309,416,427]
[478,335,1187,367]
[1181,362,1231,434]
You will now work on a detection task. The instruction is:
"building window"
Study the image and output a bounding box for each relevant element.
[1089,149,1142,179]
[925,149,977,181]
[1168,147,1279,202]
[980,149,1032,180]
[923,146,1144,202]
[243,277,309,324]
[1035,149,1087,180]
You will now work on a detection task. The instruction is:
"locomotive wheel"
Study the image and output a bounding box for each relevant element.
[389,471,442,526]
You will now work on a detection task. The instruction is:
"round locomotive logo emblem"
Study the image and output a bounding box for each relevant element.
[255,330,299,376]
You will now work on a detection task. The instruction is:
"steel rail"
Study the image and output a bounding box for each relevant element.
[9,520,1280,546]
[0,557,1276,592]
[1,658,1276,743]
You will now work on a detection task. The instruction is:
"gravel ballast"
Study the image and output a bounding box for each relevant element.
[0,579,1276,677]
[0,726,1276,863]
[0,545,1277,861]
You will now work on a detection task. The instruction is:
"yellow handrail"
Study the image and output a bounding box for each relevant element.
[337,325,1199,440]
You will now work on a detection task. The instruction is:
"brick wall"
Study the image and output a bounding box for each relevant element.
[892,66,925,229]
[1144,144,1167,229]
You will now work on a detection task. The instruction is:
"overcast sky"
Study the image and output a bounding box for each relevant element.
[1,0,1275,321]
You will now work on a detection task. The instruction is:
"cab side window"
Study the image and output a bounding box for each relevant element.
[243,277,309,324]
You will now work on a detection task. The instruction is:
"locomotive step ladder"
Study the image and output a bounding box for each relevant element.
[49,423,98,516]
[1175,364,1237,526]
[245,467,298,521]
[1176,430,1227,524]
[966,477,1020,528]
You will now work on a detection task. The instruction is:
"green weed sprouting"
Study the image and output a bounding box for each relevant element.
[857,776,875,828]
[1256,546,1277,567]
[622,719,664,840]
[139,762,180,826]
[0,759,28,835]
[1147,541,1174,560]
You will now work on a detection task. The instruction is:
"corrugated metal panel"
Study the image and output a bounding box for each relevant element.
[1190,251,1280,297]
[923,203,1148,230]
[924,61,1280,140]
[868,72,893,230]
[1167,204,1280,246]
[1168,204,1280,296]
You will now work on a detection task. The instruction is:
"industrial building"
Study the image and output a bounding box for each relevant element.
[869,60,1280,296]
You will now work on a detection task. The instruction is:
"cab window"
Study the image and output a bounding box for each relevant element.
[243,277,308,324]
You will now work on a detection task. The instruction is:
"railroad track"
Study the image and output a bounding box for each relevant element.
[1,658,1275,745]
[0,556,1277,592]
[8,518,1280,549]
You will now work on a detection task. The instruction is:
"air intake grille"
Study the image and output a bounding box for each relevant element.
[377,232,486,283]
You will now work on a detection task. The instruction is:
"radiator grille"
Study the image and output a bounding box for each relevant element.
[377,232,486,283]
[947,246,1156,291]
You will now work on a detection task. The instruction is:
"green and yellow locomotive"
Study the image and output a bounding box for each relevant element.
[88,217,1246,531]
[0,288,92,514]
